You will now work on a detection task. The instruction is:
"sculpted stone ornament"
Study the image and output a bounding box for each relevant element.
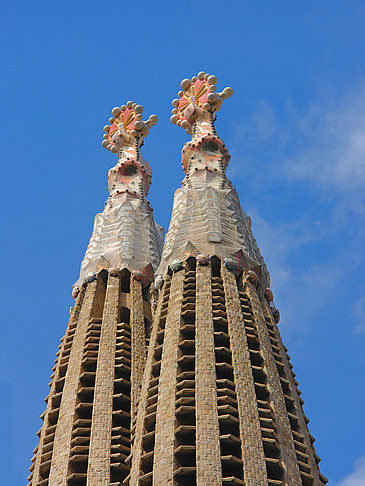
[72,287,80,299]
[158,72,270,286]
[154,275,163,290]
[196,253,210,265]
[273,309,281,323]
[224,257,243,275]
[169,259,183,272]
[73,101,163,292]
[265,288,274,302]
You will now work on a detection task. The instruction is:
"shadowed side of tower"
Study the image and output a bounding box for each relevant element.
[28,102,163,486]
[129,73,328,486]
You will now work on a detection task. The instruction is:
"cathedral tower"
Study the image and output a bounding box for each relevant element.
[29,75,327,486]
[128,73,327,486]
[28,102,163,486]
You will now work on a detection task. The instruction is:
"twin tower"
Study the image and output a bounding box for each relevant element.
[28,73,327,486]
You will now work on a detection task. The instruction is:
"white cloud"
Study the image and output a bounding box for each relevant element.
[230,84,365,334]
[334,455,365,486]
[248,208,363,334]
[284,85,365,195]
[232,82,365,212]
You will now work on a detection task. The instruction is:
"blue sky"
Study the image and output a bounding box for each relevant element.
[1,1,365,484]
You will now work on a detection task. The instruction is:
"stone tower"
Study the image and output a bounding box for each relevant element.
[128,72,328,486]
[29,75,328,486]
[28,101,164,486]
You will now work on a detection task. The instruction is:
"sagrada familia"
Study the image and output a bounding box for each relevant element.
[28,72,328,486]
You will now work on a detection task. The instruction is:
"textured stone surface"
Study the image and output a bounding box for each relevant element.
[129,276,171,485]
[195,264,222,485]
[152,269,185,484]
[244,275,303,485]
[130,277,146,421]
[259,290,323,485]
[87,273,120,485]
[49,275,106,485]
[221,265,268,485]
[30,288,85,484]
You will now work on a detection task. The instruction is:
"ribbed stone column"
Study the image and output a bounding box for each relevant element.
[153,269,185,484]
[129,277,171,485]
[49,275,107,486]
[130,277,146,421]
[245,277,302,485]
[221,265,268,485]
[195,263,222,485]
[260,294,322,485]
[87,273,120,485]
[30,289,85,484]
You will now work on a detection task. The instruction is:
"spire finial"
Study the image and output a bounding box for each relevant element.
[100,101,158,197]
[170,71,233,135]
[102,101,158,153]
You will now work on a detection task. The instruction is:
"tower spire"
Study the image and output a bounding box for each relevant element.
[73,102,163,295]
[158,72,269,284]
[129,73,327,486]
[28,101,163,486]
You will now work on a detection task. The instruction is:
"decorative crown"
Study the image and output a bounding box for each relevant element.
[102,101,158,153]
[170,71,233,134]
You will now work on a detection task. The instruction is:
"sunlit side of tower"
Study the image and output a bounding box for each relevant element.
[28,102,163,486]
[129,72,328,486]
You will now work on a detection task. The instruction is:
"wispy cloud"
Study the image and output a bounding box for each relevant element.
[232,82,365,212]
[334,455,365,486]
[249,208,347,329]
[229,82,365,335]
[284,85,365,210]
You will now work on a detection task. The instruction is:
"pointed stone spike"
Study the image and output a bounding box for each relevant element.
[172,99,179,107]
[181,79,192,90]
[198,71,205,79]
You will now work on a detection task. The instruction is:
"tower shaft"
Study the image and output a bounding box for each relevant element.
[129,258,326,486]
[29,270,153,486]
